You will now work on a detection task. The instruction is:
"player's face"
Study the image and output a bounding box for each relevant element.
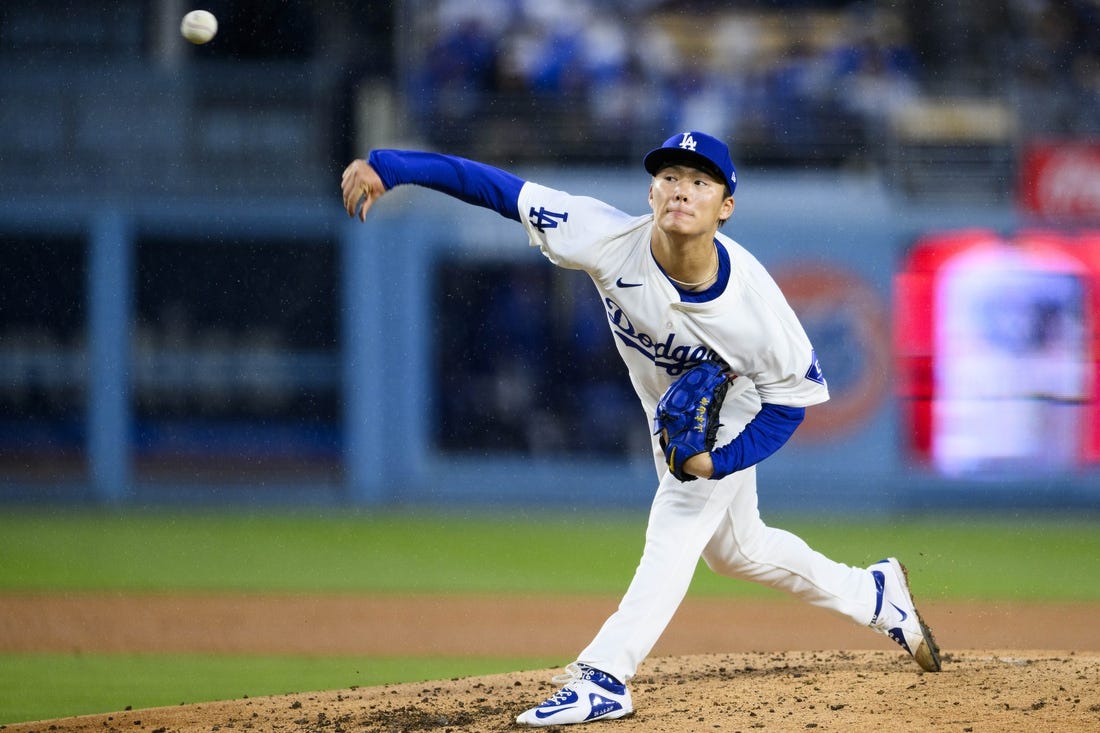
[648,165,735,237]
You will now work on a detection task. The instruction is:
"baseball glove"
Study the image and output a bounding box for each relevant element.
[653,359,732,482]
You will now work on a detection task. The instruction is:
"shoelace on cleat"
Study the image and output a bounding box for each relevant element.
[551,662,587,685]
[536,663,587,707]
[542,688,577,706]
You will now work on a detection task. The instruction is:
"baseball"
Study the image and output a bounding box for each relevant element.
[180,10,218,45]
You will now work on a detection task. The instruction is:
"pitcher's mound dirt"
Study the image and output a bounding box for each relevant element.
[5,650,1099,732]
[2,594,1099,732]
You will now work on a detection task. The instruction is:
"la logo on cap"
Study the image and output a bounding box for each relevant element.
[678,133,698,151]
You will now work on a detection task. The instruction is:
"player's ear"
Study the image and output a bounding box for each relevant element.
[716,196,735,228]
[721,195,735,219]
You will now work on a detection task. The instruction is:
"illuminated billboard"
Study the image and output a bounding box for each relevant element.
[895,229,1099,476]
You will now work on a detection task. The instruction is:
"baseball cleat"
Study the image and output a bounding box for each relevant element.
[516,662,633,726]
[868,557,942,672]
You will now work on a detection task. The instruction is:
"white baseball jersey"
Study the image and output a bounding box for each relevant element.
[517,181,829,441]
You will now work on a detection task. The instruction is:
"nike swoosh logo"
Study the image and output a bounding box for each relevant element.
[616,278,643,288]
[535,706,578,719]
[890,602,909,622]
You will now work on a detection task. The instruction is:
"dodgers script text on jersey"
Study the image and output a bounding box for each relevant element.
[603,295,719,376]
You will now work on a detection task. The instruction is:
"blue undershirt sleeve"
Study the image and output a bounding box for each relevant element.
[709,403,806,480]
[367,149,524,222]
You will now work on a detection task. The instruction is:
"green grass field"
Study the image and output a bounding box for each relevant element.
[1,509,1097,724]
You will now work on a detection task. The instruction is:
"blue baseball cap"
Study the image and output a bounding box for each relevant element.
[643,131,737,193]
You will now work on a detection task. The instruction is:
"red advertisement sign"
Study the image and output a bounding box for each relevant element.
[1019,142,1100,217]
[895,230,1100,474]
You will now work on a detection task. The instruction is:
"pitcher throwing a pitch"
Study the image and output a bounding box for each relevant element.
[341,130,941,726]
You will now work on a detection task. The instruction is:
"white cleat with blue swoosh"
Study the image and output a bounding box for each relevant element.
[516,663,633,726]
[868,557,943,672]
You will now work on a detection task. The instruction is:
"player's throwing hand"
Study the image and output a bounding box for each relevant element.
[341,159,386,222]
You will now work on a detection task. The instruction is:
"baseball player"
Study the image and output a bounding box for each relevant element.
[341,130,941,727]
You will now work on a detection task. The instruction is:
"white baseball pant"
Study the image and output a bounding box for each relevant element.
[576,464,879,683]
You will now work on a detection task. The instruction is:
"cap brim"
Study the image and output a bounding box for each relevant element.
[643,148,726,185]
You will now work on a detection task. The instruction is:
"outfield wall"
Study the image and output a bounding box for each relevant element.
[2,171,1098,514]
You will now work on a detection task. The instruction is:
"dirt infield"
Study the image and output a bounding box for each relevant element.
[3,594,1099,732]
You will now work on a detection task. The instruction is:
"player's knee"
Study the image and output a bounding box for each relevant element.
[701,546,752,577]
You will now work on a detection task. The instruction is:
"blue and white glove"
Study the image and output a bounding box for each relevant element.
[652,360,731,481]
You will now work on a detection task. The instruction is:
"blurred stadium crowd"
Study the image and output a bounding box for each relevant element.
[404,0,1100,168]
[411,0,1100,167]
[2,0,1099,190]
[412,0,918,164]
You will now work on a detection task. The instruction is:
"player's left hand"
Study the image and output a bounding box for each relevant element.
[653,359,731,481]
[341,159,387,222]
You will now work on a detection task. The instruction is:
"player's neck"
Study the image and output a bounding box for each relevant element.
[651,230,719,290]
